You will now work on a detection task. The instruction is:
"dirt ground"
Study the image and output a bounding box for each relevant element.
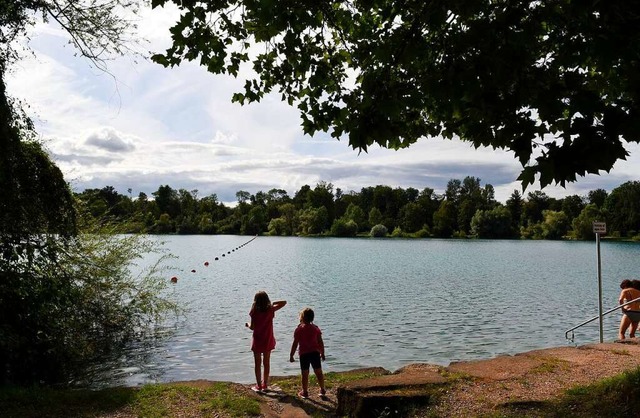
[96,340,640,417]
[431,341,640,416]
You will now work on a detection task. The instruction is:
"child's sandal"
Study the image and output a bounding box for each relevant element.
[298,390,308,398]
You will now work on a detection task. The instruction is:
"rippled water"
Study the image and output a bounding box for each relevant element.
[87,236,640,387]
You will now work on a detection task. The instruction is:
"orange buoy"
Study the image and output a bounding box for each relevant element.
[204,261,209,266]
[170,276,178,283]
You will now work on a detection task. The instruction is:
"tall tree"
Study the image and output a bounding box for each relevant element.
[153,185,180,218]
[277,202,297,236]
[561,195,586,221]
[398,202,426,233]
[152,0,640,188]
[571,204,604,240]
[344,203,367,231]
[603,181,640,237]
[433,200,457,238]
[456,176,491,234]
[293,184,312,209]
[416,187,440,229]
[265,188,290,220]
[541,210,570,240]
[444,179,463,205]
[471,206,513,239]
[522,191,551,226]
[588,188,609,208]
[306,181,335,224]
[236,190,251,205]
[505,190,524,233]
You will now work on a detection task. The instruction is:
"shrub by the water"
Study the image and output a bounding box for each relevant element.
[331,218,358,237]
[0,217,177,385]
[370,224,388,237]
[391,227,405,237]
[415,226,430,238]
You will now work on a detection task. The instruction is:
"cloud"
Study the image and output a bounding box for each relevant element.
[211,131,237,144]
[85,127,136,152]
[52,152,121,166]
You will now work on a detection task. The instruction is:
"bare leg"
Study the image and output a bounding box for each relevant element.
[301,369,310,394]
[262,351,271,389]
[253,352,262,387]
[631,321,639,338]
[314,367,326,393]
[619,315,631,339]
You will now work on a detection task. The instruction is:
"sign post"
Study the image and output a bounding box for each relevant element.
[593,221,606,343]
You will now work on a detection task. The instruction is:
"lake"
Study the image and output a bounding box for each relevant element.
[85,236,640,387]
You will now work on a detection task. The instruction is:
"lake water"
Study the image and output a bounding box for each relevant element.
[86,236,640,388]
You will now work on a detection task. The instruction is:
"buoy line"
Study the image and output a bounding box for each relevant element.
[170,235,258,283]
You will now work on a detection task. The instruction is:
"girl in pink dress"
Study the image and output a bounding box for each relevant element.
[245,291,286,391]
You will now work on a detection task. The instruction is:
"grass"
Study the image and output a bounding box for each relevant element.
[551,367,640,417]
[134,382,261,417]
[437,369,475,384]
[0,368,387,418]
[6,365,640,417]
[529,358,570,374]
[0,382,261,418]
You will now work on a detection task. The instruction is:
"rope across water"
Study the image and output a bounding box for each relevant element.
[169,235,258,283]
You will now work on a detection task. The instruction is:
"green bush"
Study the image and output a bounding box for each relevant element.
[414,227,431,238]
[0,219,177,385]
[370,224,388,237]
[330,218,358,237]
[391,226,404,237]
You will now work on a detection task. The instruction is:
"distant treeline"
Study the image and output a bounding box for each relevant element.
[74,177,640,240]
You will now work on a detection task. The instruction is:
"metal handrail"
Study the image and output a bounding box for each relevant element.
[565,296,640,342]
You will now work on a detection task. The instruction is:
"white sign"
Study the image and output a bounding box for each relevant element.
[592,222,606,234]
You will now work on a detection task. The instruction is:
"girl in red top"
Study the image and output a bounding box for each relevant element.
[245,291,286,391]
[289,307,326,398]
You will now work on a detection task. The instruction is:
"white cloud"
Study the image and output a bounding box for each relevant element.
[211,131,237,145]
[85,127,137,152]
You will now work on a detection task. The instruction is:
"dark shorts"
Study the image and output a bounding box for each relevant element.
[299,351,322,371]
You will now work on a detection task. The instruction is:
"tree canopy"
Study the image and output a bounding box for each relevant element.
[152,0,640,189]
[72,177,640,241]
[0,0,140,71]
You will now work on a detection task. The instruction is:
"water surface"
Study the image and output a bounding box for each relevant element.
[89,236,640,387]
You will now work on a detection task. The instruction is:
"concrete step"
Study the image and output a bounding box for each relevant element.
[336,364,447,418]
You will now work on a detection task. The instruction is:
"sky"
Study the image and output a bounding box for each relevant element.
[6,5,640,206]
